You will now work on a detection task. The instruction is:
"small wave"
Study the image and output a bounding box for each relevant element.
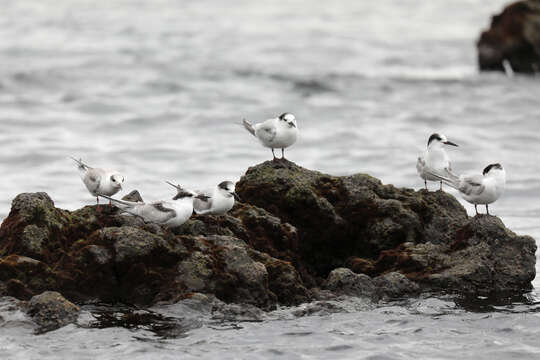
[233,68,335,95]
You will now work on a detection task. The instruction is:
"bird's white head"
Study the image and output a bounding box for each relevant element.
[427,133,458,148]
[218,181,240,200]
[278,113,297,129]
[483,163,505,180]
[110,174,124,190]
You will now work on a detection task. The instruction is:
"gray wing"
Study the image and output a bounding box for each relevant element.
[138,202,177,224]
[416,156,425,175]
[193,194,213,214]
[459,174,485,196]
[83,168,104,195]
[254,119,277,144]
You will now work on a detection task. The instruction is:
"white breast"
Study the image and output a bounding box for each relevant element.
[272,126,298,148]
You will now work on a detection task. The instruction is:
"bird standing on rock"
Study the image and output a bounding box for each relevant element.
[416,133,458,191]
[242,112,298,160]
[71,157,124,209]
[426,163,506,215]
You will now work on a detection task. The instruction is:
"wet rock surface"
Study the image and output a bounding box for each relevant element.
[0,161,535,319]
[26,291,80,334]
[376,216,537,295]
[324,268,377,299]
[477,0,540,73]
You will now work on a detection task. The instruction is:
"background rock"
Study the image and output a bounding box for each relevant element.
[477,0,540,73]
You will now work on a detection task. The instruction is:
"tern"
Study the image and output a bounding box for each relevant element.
[243,112,298,160]
[167,180,239,215]
[416,133,458,191]
[71,157,124,208]
[427,163,506,215]
[99,185,207,227]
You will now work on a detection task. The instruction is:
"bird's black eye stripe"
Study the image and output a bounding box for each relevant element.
[218,181,230,190]
[483,163,502,175]
[427,133,442,146]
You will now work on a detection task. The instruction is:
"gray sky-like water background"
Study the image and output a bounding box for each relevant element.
[1,1,540,359]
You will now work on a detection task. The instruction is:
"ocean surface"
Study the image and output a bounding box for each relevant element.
[1,0,540,359]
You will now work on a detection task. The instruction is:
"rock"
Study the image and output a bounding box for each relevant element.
[324,268,377,300]
[375,216,536,295]
[21,225,48,257]
[291,301,345,317]
[290,297,373,317]
[477,0,540,73]
[107,226,186,262]
[27,291,80,333]
[248,249,310,305]
[85,245,113,265]
[176,251,215,292]
[0,162,535,309]
[9,192,61,226]
[177,204,302,266]
[373,272,420,298]
[0,255,54,299]
[204,236,273,308]
[0,193,60,260]
[236,160,467,278]
[211,301,265,322]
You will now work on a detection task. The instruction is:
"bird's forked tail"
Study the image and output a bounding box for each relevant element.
[98,194,136,207]
[70,156,91,172]
[165,181,210,201]
[424,169,460,190]
[242,119,255,136]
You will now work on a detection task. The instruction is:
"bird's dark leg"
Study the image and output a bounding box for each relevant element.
[281,148,285,159]
[440,181,443,191]
[272,148,276,160]
[96,196,101,212]
[474,204,478,215]
[424,180,428,190]
[486,204,490,215]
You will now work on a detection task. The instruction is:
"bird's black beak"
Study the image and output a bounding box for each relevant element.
[444,141,458,147]
[289,122,296,128]
[231,192,241,201]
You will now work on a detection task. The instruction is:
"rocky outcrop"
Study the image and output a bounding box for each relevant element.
[0,160,535,315]
[477,0,540,73]
[0,192,308,309]
[236,161,468,277]
[236,161,535,295]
